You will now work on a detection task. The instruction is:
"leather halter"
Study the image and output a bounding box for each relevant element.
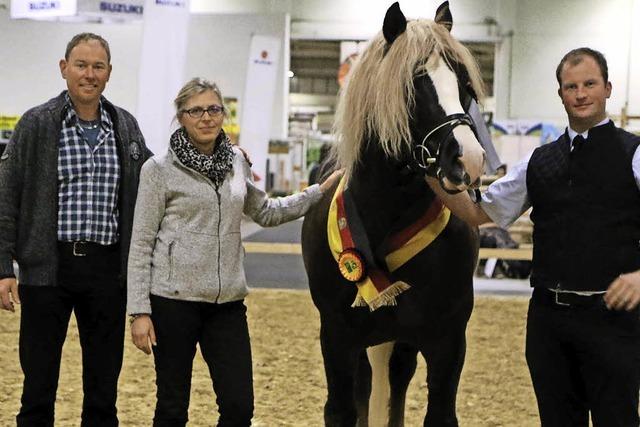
[412,112,475,194]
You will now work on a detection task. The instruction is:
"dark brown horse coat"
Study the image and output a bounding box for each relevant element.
[302,2,485,426]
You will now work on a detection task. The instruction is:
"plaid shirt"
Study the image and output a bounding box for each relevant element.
[57,97,121,245]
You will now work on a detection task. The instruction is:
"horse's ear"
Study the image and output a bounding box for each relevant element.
[383,2,407,45]
[435,1,453,32]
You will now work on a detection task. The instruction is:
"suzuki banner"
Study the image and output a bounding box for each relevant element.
[11,0,77,19]
[11,0,145,21]
[77,0,144,21]
[239,35,282,190]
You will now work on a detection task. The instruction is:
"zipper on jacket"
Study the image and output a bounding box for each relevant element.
[168,241,174,281]
[214,188,223,303]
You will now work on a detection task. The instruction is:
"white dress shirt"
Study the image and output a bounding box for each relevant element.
[480,119,640,229]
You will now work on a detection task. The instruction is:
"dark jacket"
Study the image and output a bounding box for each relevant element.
[0,91,152,286]
[527,122,640,291]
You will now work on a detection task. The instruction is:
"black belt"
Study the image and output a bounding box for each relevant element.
[532,287,606,308]
[58,241,119,257]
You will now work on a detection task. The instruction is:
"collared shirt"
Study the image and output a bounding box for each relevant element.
[57,95,121,245]
[479,119,640,294]
[480,119,640,229]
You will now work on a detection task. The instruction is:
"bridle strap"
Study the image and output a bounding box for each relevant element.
[422,114,472,147]
[413,113,473,173]
[411,113,475,195]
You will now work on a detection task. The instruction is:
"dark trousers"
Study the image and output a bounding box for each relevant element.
[17,244,124,427]
[150,295,254,427]
[526,289,640,427]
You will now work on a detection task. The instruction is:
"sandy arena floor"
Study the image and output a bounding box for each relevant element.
[0,289,538,426]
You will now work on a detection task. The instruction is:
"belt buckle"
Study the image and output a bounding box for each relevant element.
[72,241,87,257]
[554,291,571,307]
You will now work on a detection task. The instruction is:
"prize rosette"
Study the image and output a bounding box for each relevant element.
[338,248,366,282]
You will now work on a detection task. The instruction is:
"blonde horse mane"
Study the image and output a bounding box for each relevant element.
[332,19,485,181]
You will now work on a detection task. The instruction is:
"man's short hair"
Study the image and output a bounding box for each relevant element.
[65,33,111,63]
[555,47,608,87]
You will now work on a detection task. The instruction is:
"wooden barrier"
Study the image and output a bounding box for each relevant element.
[244,242,302,254]
[244,242,534,261]
[478,247,532,260]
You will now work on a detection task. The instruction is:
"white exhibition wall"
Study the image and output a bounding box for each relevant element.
[289,0,501,41]
[186,13,289,140]
[508,0,640,126]
[0,10,142,115]
[263,0,640,129]
[0,0,639,132]
[0,8,288,141]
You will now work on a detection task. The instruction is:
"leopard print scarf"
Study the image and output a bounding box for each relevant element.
[170,127,235,189]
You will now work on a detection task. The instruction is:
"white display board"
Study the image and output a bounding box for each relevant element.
[239,34,282,189]
[135,0,190,154]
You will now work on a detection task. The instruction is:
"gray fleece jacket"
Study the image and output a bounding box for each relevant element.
[127,147,323,314]
[0,91,151,286]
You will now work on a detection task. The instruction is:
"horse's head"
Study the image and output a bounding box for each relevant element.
[384,1,487,193]
[334,1,487,194]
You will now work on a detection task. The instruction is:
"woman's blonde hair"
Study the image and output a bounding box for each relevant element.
[174,77,226,119]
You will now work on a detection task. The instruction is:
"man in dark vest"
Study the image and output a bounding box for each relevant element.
[429,47,640,426]
[0,33,151,426]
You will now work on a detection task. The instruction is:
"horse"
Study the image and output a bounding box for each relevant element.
[301,2,487,426]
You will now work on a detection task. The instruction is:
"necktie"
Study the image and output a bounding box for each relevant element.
[572,134,585,152]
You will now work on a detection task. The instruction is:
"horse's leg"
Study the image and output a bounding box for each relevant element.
[366,341,395,426]
[354,349,371,427]
[388,342,418,426]
[421,325,467,427]
[320,319,360,427]
[362,341,418,427]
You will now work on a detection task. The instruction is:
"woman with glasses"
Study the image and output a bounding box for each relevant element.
[126,77,340,426]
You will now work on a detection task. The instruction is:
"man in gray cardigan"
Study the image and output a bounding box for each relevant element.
[0,33,151,426]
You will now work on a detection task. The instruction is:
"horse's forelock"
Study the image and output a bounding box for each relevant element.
[333,19,485,183]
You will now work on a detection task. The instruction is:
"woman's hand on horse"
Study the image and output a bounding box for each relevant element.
[130,314,157,355]
[319,169,345,193]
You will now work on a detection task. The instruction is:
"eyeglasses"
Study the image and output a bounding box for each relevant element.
[181,105,224,119]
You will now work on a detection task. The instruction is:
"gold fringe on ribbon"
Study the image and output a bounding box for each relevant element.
[328,175,449,311]
[350,294,369,308]
[357,281,412,311]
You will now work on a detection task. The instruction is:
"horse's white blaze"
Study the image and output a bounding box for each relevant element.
[367,341,395,427]
[428,59,465,115]
[428,58,486,189]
